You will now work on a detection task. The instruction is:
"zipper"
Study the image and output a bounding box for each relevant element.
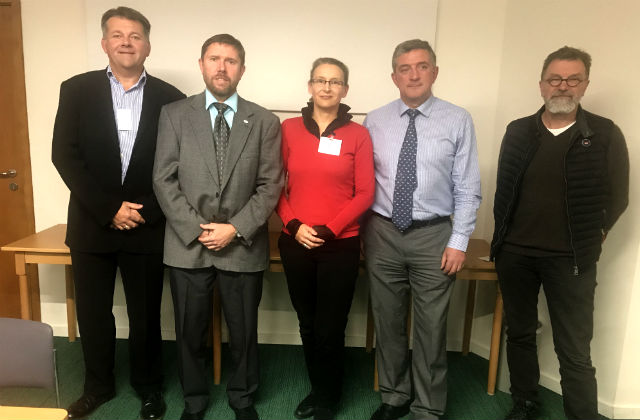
[563,136,580,276]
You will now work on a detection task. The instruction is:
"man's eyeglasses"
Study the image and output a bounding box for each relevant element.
[545,77,585,87]
[310,79,345,87]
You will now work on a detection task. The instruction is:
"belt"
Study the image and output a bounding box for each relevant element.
[372,212,450,229]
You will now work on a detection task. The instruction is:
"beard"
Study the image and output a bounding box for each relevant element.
[544,94,581,114]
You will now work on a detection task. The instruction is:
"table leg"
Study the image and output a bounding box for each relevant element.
[65,265,76,342]
[462,280,477,355]
[487,285,503,395]
[366,295,374,353]
[14,252,31,320]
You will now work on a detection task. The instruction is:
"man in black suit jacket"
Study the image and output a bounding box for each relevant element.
[52,7,184,420]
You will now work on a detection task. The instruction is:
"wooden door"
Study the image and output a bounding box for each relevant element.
[0,0,38,318]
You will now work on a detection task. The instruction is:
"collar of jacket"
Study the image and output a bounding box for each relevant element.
[534,104,594,138]
[301,102,353,138]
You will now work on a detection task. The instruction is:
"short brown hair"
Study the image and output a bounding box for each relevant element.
[541,46,592,79]
[101,7,150,39]
[200,34,245,65]
[392,39,436,71]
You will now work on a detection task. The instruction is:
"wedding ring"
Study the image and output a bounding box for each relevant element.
[303,243,310,249]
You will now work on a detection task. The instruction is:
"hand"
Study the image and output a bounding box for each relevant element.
[111,201,145,230]
[441,247,466,275]
[295,224,325,249]
[198,223,237,251]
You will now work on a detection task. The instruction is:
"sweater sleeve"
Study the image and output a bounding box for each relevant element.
[604,123,629,232]
[325,129,375,236]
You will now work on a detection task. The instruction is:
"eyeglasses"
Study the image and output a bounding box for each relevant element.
[545,77,585,87]
[310,78,345,87]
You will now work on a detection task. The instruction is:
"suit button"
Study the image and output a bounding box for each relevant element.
[215,192,220,198]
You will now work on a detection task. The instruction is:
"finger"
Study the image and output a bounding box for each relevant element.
[126,202,144,210]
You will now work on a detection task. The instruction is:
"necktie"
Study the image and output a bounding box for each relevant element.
[392,109,419,232]
[213,102,230,183]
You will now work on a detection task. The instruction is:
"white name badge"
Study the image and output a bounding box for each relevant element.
[116,108,133,131]
[318,136,342,156]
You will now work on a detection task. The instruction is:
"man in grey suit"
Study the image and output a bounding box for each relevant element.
[153,34,283,420]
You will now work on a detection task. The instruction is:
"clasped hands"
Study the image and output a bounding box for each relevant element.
[111,201,145,231]
[198,222,237,252]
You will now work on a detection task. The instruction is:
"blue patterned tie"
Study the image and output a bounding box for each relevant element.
[213,102,230,183]
[392,109,419,231]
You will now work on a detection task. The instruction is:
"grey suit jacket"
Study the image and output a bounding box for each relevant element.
[153,92,283,271]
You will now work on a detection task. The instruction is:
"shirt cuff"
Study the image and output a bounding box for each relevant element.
[447,233,469,252]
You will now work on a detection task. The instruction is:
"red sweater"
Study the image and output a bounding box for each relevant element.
[277,116,375,239]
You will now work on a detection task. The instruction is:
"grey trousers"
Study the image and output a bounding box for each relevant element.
[170,266,263,413]
[363,215,454,419]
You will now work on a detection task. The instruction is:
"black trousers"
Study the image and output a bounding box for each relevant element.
[70,250,164,397]
[170,266,263,413]
[278,233,360,407]
[495,250,598,420]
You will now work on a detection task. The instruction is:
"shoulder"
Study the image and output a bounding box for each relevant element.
[239,97,278,123]
[282,116,303,130]
[365,99,399,122]
[60,70,106,90]
[505,112,538,134]
[430,97,472,120]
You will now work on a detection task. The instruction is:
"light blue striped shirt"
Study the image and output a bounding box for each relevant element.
[107,66,146,183]
[205,90,238,129]
[363,96,482,251]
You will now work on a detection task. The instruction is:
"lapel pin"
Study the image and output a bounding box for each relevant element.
[243,119,249,124]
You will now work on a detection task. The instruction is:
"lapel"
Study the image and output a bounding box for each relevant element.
[95,72,122,176]
[125,74,155,177]
[221,96,253,190]
[188,92,219,187]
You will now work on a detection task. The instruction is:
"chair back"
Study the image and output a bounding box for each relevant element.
[0,317,57,390]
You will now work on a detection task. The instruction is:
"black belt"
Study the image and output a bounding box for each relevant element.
[373,212,450,229]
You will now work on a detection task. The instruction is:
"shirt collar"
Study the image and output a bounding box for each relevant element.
[106,65,147,89]
[205,90,238,113]
[397,95,435,118]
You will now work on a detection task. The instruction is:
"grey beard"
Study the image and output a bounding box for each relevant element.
[545,96,579,114]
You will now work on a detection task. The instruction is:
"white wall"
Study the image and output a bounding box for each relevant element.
[20,0,640,418]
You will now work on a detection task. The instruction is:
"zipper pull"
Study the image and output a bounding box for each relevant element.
[573,265,579,276]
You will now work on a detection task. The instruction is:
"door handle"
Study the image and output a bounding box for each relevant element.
[1,169,17,178]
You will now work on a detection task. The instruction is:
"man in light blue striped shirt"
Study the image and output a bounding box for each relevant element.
[363,39,481,420]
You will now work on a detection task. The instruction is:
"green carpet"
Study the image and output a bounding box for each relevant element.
[0,337,606,420]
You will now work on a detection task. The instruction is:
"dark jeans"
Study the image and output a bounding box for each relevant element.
[496,250,598,420]
[278,233,360,407]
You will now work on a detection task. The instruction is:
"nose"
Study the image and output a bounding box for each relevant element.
[322,81,331,91]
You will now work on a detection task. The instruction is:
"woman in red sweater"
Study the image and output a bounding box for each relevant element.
[277,57,375,420]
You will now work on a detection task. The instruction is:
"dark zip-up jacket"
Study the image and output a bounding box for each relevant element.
[490,106,629,273]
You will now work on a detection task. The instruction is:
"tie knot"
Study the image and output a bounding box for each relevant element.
[213,102,229,114]
[405,109,419,119]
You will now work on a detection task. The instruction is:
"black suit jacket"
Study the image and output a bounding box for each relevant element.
[52,69,185,253]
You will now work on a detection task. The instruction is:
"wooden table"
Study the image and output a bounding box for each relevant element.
[0,406,68,420]
[1,224,76,341]
[365,238,502,395]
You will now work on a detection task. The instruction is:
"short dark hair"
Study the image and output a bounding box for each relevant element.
[541,46,592,79]
[101,7,150,39]
[309,57,349,86]
[200,34,245,65]
[392,39,437,71]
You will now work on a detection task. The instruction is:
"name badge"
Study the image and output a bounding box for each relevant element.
[116,108,133,131]
[318,136,342,156]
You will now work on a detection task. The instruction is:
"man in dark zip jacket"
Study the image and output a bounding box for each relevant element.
[490,46,629,420]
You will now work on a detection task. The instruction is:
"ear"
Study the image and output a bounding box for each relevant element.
[391,71,400,88]
[308,81,313,96]
[239,65,246,79]
[198,57,204,75]
[101,38,108,54]
[341,84,349,98]
[432,65,439,82]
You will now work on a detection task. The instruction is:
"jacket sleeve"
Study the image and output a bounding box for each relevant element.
[51,79,122,226]
[153,105,209,246]
[604,123,629,232]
